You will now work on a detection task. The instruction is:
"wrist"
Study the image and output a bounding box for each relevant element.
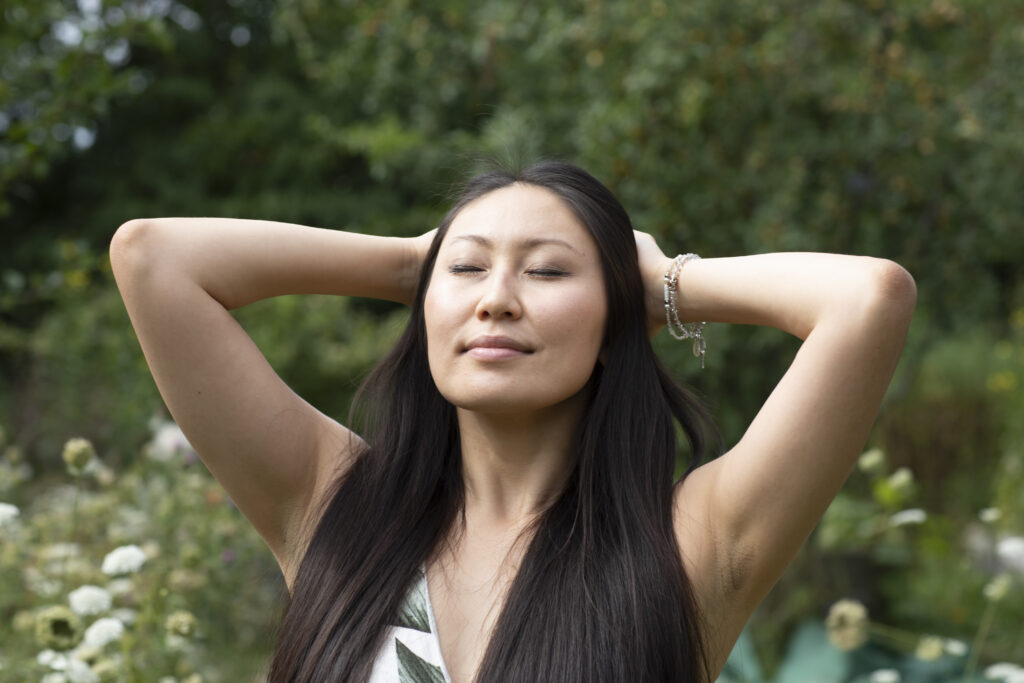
[396,236,425,306]
[645,255,676,336]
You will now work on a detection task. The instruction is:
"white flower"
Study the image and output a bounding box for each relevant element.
[110,608,138,626]
[984,573,1013,602]
[980,507,1002,523]
[82,617,124,649]
[105,578,134,598]
[887,467,914,495]
[997,536,1024,574]
[985,663,1022,680]
[890,508,927,527]
[101,545,146,575]
[146,422,193,462]
[65,659,99,683]
[943,638,968,657]
[915,635,944,661]
[39,542,82,562]
[68,585,112,616]
[870,669,901,683]
[0,501,19,527]
[38,649,69,669]
[23,566,63,597]
[825,599,869,651]
[42,673,68,683]
[858,448,886,475]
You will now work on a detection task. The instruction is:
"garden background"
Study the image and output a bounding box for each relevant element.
[1,0,1023,681]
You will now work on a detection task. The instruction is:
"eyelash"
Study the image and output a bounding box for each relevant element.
[448,265,568,278]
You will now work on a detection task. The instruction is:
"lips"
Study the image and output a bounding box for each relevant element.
[464,335,533,359]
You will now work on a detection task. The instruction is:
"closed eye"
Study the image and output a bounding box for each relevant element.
[448,265,568,277]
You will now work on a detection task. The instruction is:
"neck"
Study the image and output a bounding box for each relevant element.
[456,393,587,527]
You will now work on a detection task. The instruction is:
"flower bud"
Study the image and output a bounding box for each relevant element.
[35,605,82,650]
[62,437,96,474]
[857,448,886,476]
[165,609,197,637]
[825,599,869,651]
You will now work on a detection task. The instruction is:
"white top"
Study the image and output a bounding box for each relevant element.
[368,566,454,683]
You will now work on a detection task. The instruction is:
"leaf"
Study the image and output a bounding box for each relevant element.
[719,625,765,683]
[394,570,432,633]
[771,621,849,683]
[396,638,446,683]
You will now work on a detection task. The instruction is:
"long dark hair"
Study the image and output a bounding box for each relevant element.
[267,161,721,682]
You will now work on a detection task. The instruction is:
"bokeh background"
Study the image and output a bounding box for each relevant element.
[1,0,1023,681]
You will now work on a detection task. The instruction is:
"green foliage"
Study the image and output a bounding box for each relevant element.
[3,0,1024,677]
[0,0,175,217]
[815,443,1024,666]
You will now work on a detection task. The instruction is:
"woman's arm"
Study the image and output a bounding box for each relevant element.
[113,218,427,309]
[636,239,916,637]
[109,218,428,582]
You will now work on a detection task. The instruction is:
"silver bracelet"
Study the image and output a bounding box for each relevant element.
[663,253,707,368]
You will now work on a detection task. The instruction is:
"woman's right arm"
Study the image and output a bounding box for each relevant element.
[109,218,426,582]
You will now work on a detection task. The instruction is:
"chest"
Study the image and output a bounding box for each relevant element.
[423,530,526,683]
[415,496,744,682]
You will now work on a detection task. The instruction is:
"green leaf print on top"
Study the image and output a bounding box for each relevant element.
[394,570,432,633]
[396,638,446,683]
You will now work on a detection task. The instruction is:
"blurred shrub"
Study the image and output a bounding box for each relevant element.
[0,428,282,681]
[0,237,402,469]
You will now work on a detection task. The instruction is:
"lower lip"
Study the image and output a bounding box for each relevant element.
[465,347,530,360]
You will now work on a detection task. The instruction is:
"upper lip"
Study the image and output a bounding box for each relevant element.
[464,335,533,353]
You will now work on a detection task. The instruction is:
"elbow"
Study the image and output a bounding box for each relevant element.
[110,219,167,283]
[110,219,157,269]
[866,259,917,322]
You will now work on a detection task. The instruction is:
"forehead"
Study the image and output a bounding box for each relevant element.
[443,183,595,252]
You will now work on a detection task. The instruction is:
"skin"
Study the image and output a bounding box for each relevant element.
[110,190,916,682]
[421,185,611,680]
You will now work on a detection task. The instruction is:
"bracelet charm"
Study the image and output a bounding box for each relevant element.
[663,253,707,368]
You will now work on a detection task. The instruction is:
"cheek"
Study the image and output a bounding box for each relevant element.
[542,289,607,356]
[423,283,463,366]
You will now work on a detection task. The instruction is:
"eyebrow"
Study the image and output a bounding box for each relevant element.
[449,234,584,255]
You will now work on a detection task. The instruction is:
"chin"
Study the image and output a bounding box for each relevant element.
[439,383,594,417]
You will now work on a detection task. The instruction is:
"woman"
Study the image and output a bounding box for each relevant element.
[110,161,916,682]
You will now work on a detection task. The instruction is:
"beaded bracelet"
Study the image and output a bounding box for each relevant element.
[663,253,707,368]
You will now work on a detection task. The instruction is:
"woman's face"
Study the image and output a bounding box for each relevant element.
[424,183,608,415]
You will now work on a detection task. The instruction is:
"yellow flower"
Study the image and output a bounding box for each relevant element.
[35,605,82,650]
[825,599,869,651]
[986,371,1018,393]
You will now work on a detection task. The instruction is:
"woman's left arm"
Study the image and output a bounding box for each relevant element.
[639,239,917,609]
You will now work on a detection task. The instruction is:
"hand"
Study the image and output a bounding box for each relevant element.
[411,228,437,268]
[400,228,438,305]
[634,230,674,337]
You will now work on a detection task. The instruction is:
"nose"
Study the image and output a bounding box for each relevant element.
[474,268,523,321]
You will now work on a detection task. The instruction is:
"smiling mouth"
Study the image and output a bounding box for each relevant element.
[464,346,532,360]
[463,336,534,358]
